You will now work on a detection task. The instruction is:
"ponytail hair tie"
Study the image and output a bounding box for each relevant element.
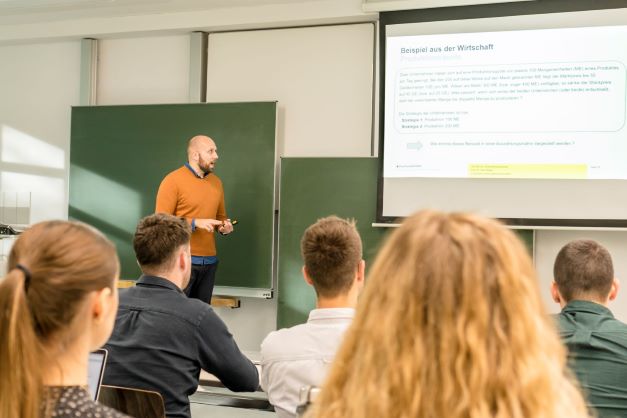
[15,264,32,291]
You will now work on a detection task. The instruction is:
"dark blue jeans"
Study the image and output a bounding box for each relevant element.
[184,261,218,304]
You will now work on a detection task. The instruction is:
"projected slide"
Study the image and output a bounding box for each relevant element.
[384,26,627,179]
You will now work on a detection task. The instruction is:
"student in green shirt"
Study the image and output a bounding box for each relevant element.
[552,239,627,418]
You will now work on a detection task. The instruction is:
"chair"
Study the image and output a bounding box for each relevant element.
[98,384,166,418]
[296,386,320,417]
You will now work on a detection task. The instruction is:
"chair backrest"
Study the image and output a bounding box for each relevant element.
[296,386,321,417]
[99,384,166,418]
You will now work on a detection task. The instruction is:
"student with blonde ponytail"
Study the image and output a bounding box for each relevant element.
[307,210,591,418]
[0,221,129,418]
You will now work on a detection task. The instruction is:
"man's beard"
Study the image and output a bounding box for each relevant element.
[198,157,214,175]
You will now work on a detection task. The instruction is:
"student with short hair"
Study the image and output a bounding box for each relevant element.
[103,213,258,418]
[307,210,591,418]
[552,239,627,418]
[0,221,128,418]
[261,216,365,418]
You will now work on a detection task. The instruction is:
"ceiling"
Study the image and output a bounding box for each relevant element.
[0,0,319,24]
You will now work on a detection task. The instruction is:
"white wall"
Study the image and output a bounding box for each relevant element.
[0,40,80,224]
[0,40,80,275]
[207,24,375,157]
[97,35,190,105]
[0,0,373,44]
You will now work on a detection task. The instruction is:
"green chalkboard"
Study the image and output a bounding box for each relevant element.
[70,103,276,290]
[278,158,389,328]
[277,157,534,328]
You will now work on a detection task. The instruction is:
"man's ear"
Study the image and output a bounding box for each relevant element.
[609,278,620,301]
[550,281,562,304]
[178,247,188,271]
[302,266,314,286]
[356,260,365,284]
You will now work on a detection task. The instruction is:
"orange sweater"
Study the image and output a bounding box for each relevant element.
[155,166,227,256]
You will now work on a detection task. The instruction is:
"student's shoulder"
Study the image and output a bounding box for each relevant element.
[552,311,573,330]
[602,316,627,335]
[118,288,211,325]
[261,324,308,355]
[184,298,228,327]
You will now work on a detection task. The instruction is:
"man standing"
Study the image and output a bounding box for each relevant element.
[552,239,627,418]
[156,135,233,303]
[104,213,258,418]
[260,216,365,418]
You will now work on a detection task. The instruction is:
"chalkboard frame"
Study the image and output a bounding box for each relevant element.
[69,102,277,295]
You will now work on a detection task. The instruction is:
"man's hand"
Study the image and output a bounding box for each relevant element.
[218,219,234,235]
[195,219,225,232]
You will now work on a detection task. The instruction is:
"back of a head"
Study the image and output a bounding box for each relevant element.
[0,221,119,418]
[133,213,191,274]
[300,216,362,298]
[554,239,614,303]
[309,210,590,418]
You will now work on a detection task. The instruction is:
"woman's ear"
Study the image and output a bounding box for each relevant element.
[92,287,113,323]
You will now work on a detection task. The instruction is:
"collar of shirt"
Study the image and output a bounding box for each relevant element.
[562,299,614,318]
[184,162,205,179]
[191,255,218,265]
[307,308,355,324]
[136,275,184,294]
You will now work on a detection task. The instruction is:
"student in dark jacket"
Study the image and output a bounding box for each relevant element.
[552,239,627,418]
[104,213,258,418]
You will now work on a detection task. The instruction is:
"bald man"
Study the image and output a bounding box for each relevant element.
[156,135,234,303]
